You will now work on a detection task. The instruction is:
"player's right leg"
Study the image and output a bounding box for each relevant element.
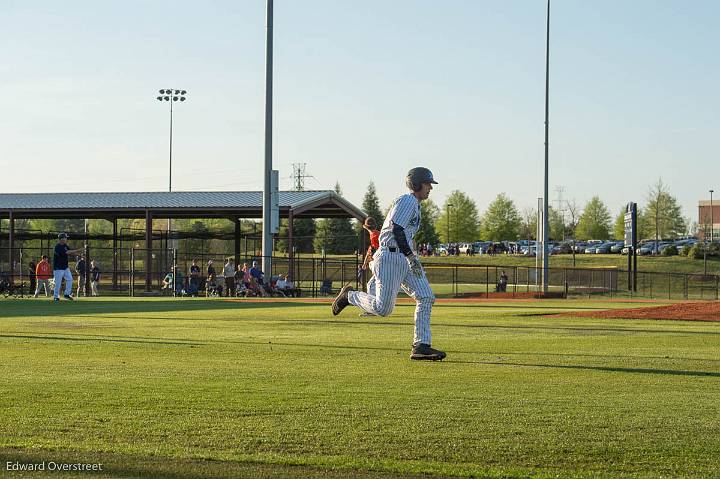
[63,269,74,299]
[401,268,444,361]
[53,271,63,300]
[346,251,405,317]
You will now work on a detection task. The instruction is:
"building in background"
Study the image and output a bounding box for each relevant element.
[698,200,720,241]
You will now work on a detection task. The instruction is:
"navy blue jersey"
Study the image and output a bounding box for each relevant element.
[53,243,71,270]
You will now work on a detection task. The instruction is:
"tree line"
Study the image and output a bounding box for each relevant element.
[2,178,691,256]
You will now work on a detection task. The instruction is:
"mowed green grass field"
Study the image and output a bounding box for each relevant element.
[1,297,719,478]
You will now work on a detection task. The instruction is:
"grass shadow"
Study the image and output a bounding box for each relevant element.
[0,299,311,319]
[447,359,720,378]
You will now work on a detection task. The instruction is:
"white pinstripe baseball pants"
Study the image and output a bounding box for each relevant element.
[348,250,435,346]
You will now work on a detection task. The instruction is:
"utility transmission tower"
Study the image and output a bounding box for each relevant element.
[554,185,566,215]
[291,163,314,191]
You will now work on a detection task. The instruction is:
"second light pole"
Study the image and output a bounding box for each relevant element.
[446,203,454,247]
[156,89,188,192]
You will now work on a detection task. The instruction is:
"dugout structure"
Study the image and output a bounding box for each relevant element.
[0,191,366,292]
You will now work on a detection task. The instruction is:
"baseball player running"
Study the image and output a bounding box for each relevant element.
[53,232,83,301]
[332,167,445,361]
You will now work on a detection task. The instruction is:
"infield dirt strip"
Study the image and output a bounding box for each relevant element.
[556,301,720,322]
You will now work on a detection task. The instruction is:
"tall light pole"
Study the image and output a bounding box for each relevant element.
[711,189,715,243]
[542,0,551,294]
[455,206,460,244]
[156,89,187,192]
[446,203,454,246]
[157,89,187,255]
[262,0,274,278]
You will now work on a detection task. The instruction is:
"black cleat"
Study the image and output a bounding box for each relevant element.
[410,343,446,361]
[53,297,60,302]
[331,284,354,316]
[63,294,74,301]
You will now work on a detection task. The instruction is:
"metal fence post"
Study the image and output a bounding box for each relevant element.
[130,248,135,297]
[486,266,489,297]
[172,248,177,298]
[312,258,316,298]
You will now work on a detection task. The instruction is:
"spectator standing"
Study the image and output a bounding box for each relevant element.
[223,258,235,297]
[34,255,52,298]
[90,260,100,296]
[28,260,37,294]
[497,270,508,292]
[53,233,83,301]
[75,255,87,297]
[241,263,251,287]
[189,259,200,289]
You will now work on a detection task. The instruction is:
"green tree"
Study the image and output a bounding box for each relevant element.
[436,191,480,243]
[415,199,440,246]
[360,181,384,229]
[313,218,357,254]
[548,206,566,241]
[575,196,612,240]
[276,218,316,253]
[613,207,626,241]
[519,207,537,241]
[644,178,686,241]
[313,183,357,254]
[480,193,520,242]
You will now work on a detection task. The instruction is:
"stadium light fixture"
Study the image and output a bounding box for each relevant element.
[155,88,188,192]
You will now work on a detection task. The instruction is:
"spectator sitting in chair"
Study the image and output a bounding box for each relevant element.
[206,274,219,297]
[162,270,174,293]
[249,261,264,286]
[276,274,298,297]
[247,276,265,297]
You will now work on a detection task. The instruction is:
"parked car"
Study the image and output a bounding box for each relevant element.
[637,241,667,255]
[552,242,574,254]
[584,245,599,254]
[572,242,588,253]
[610,242,625,253]
[594,242,616,254]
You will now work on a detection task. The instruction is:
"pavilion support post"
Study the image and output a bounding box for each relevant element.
[145,209,153,292]
[112,218,118,290]
[288,210,294,281]
[234,218,241,268]
[8,211,15,284]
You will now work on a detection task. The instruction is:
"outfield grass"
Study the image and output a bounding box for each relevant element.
[1,297,719,478]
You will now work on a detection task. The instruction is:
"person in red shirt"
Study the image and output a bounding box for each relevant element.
[360,217,380,273]
[34,255,52,298]
[357,217,380,316]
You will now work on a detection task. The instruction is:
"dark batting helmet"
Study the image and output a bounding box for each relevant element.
[405,167,438,192]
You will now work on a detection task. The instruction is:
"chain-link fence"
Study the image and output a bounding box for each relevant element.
[2,248,718,300]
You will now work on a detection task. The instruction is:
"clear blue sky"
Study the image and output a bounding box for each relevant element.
[2,1,718,226]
